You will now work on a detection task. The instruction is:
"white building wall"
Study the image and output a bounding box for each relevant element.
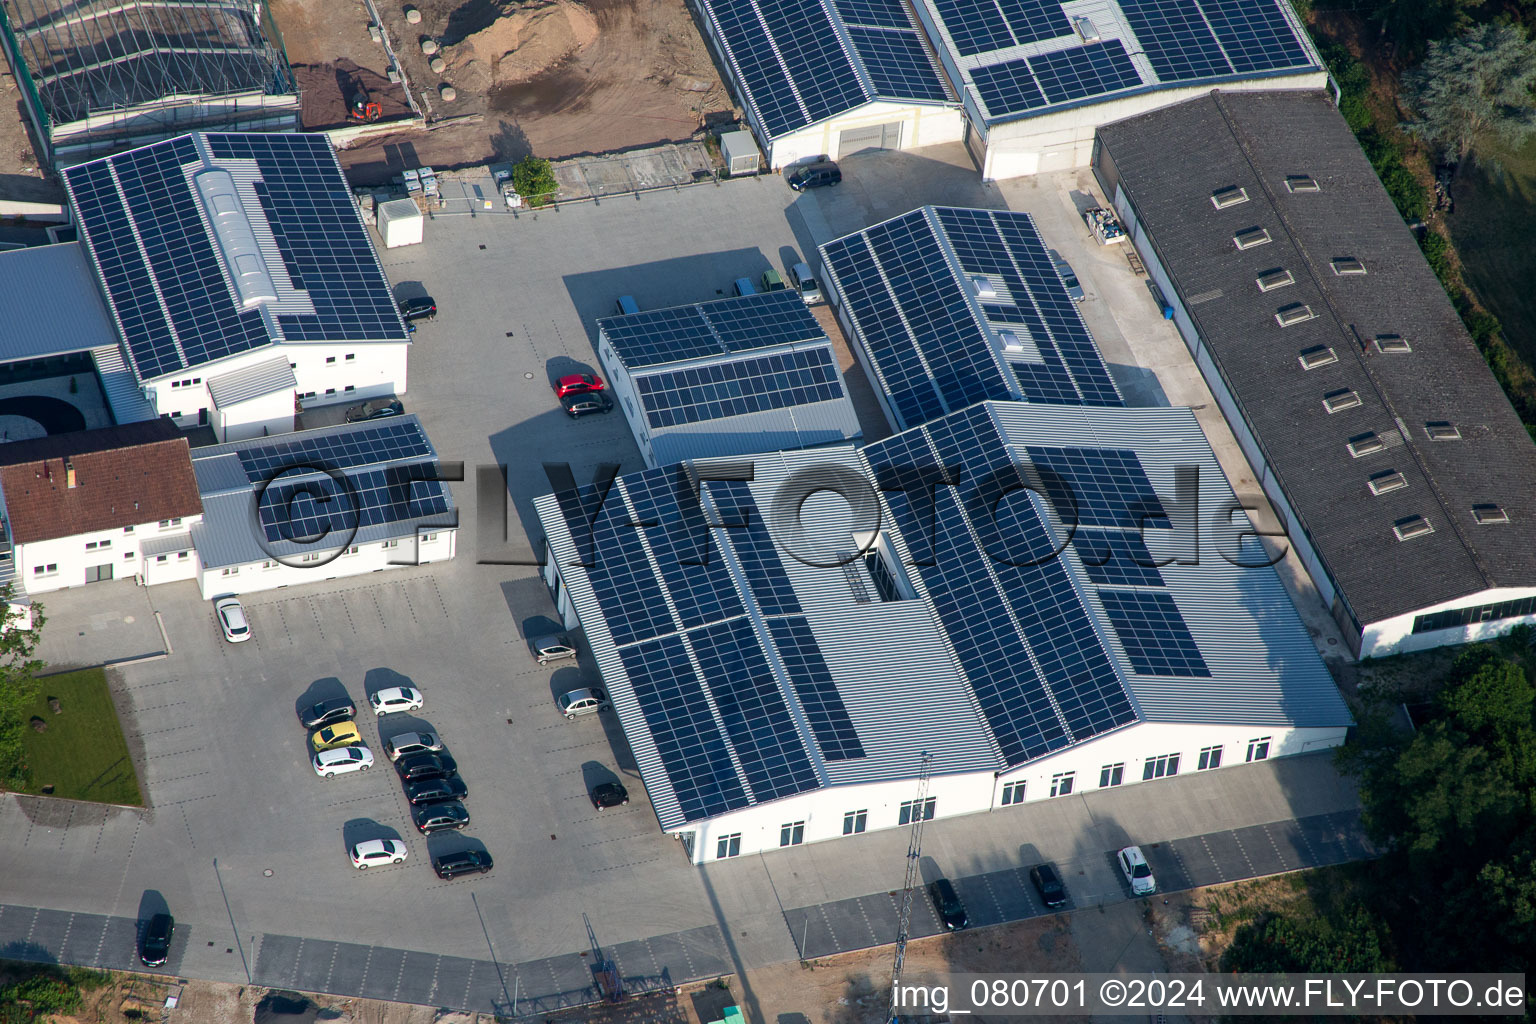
[18,515,205,594]
[679,719,1347,863]
[214,389,296,442]
[195,529,457,599]
[1360,585,1536,658]
[766,103,965,170]
[595,332,657,467]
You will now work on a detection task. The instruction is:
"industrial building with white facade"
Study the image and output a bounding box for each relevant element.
[1093,89,1536,657]
[596,290,862,467]
[536,401,1351,862]
[692,0,1324,177]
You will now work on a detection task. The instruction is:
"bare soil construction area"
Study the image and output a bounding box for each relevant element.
[336,0,730,181]
[271,0,416,130]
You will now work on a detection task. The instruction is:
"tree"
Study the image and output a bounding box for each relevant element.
[1402,24,1536,172]
[0,587,47,787]
[510,155,558,208]
[1371,0,1479,57]
[1221,906,1393,973]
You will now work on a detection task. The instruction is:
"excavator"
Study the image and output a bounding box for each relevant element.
[348,89,382,123]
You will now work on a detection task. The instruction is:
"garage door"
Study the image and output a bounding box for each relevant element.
[839,121,902,154]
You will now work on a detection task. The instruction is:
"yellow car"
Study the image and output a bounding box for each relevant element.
[310,720,362,753]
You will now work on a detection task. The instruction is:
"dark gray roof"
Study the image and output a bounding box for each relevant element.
[1096,89,1536,627]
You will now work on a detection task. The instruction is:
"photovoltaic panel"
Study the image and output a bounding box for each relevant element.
[622,467,745,631]
[833,0,913,28]
[754,0,869,123]
[847,26,950,101]
[687,619,821,801]
[636,347,844,429]
[257,466,450,543]
[705,480,802,615]
[767,617,866,760]
[708,0,809,137]
[932,0,1016,55]
[555,481,675,647]
[236,421,435,481]
[621,636,751,821]
[996,0,1072,44]
[604,292,824,369]
[1028,41,1142,103]
[1200,0,1311,72]
[1117,0,1232,81]
[1073,528,1166,587]
[602,307,721,367]
[1011,357,1081,403]
[970,59,1048,117]
[1026,446,1171,529]
[704,291,824,353]
[1097,589,1211,676]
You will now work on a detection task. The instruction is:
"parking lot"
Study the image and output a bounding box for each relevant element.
[0,141,1367,1011]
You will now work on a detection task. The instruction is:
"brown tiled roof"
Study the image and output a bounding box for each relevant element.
[0,423,203,544]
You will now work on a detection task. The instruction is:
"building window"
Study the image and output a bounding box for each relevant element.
[1099,763,1125,788]
[171,381,180,388]
[1143,753,1181,780]
[123,526,135,534]
[423,533,438,542]
[343,546,360,555]
[159,518,182,529]
[176,551,189,560]
[898,797,936,825]
[156,555,167,563]
[716,833,741,859]
[842,810,867,835]
[344,385,355,392]
[221,567,239,576]
[779,821,805,847]
[1247,737,1271,762]
[1050,772,1074,797]
[301,553,321,563]
[325,356,336,364]
[32,564,57,577]
[865,551,905,602]
[381,540,400,549]
[1198,745,1223,770]
[123,552,134,560]
[262,560,278,570]
[1000,781,1025,805]
[345,354,355,361]
[193,378,200,384]
[324,388,336,395]
[170,411,181,418]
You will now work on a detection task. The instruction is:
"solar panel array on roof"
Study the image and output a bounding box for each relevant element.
[820,206,1120,431]
[848,26,952,101]
[62,132,405,382]
[601,291,823,369]
[971,41,1142,116]
[256,467,450,543]
[635,347,845,428]
[236,420,434,481]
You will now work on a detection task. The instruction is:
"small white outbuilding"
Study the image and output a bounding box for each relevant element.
[376,198,423,248]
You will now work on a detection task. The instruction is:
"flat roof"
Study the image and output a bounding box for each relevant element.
[1096,89,1536,626]
[0,243,119,363]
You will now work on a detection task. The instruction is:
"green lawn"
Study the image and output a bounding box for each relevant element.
[1446,140,1536,369]
[15,668,142,805]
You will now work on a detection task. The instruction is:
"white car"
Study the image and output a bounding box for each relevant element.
[214,597,250,643]
[384,731,443,762]
[369,686,423,716]
[1118,846,1156,896]
[312,746,373,777]
[350,838,408,869]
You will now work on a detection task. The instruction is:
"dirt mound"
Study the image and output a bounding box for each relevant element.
[446,0,598,86]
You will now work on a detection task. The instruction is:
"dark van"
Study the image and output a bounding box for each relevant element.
[786,160,841,192]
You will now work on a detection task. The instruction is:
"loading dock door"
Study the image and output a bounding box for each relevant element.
[839,122,902,155]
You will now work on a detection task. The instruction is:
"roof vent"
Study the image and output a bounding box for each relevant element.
[1374,334,1411,354]
[1285,175,1320,193]
[1348,432,1386,458]
[1234,226,1271,250]
[1072,15,1101,41]
[1276,303,1316,327]
[1211,186,1249,210]
[1393,514,1433,541]
[1256,268,1294,292]
[998,330,1026,353]
[1322,388,1362,413]
[1367,470,1408,495]
[1425,421,1461,441]
[971,276,998,300]
[1472,504,1510,524]
[1298,345,1337,370]
[1331,257,1366,276]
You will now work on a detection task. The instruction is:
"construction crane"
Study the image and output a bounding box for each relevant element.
[886,751,933,1024]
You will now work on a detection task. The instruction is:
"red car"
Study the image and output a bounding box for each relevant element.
[555,373,605,398]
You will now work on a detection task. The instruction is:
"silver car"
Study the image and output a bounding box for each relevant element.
[530,633,577,665]
[556,687,609,719]
[384,731,443,762]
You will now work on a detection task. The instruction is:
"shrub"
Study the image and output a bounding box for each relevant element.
[510,156,558,208]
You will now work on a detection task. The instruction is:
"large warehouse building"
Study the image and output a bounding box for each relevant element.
[690,0,1324,176]
[535,401,1351,861]
[1094,89,1536,657]
[0,0,299,168]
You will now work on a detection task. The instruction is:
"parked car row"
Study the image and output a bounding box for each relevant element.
[925,850,1150,933]
[527,632,629,810]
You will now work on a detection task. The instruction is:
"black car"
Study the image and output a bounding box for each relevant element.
[560,392,613,418]
[432,849,494,880]
[928,878,969,931]
[344,398,403,422]
[786,160,841,191]
[139,912,173,967]
[1030,863,1067,909]
[404,775,468,806]
[413,800,470,834]
[300,697,356,729]
[590,781,629,809]
[400,296,437,322]
[395,751,458,781]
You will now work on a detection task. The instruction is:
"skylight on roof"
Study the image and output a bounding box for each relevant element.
[1348,432,1386,458]
[1234,227,1271,250]
[998,330,1026,353]
[1425,421,1461,440]
[1393,515,1433,541]
[1331,257,1366,276]
[1367,470,1407,495]
[1073,15,1101,42]
[1322,388,1361,413]
[1286,175,1321,193]
[972,276,998,300]
[1276,304,1316,327]
[1298,345,1337,370]
[1472,504,1510,525]
[1256,268,1294,292]
[1375,334,1411,354]
[1211,186,1249,210]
